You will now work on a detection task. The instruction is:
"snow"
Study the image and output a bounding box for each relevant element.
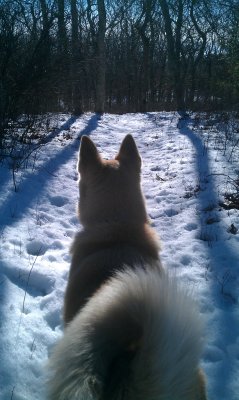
[0,112,239,400]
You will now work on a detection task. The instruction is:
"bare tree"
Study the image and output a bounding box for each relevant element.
[70,0,82,114]
[0,0,238,118]
[135,0,156,111]
[57,0,67,55]
[95,0,106,114]
[158,0,186,110]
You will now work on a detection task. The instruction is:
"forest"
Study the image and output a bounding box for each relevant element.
[0,3,239,398]
[0,0,238,125]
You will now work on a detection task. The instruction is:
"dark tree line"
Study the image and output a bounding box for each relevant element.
[0,0,238,130]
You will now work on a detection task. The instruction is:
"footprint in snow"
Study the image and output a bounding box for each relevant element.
[26,240,48,256]
[51,240,64,250]
[2,265,55,299]
[49,195,69,207]
[69,216,79,225]
[151,166,161,171]
[184,222,198,231]
[180,254,191,266]
[44,309,61,331]
[203,345,224,363]
[164,208,178,217]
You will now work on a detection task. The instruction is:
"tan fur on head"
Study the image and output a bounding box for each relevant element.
[78,134,148,228]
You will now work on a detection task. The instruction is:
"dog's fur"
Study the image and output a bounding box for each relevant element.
[48,134,207,400]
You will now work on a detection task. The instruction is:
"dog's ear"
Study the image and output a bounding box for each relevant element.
[196,369,208,400]
[116,135,141,171]
[78,136,101,172]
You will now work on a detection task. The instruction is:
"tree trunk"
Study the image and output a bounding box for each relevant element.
[70,0,82,114]
[135,0,153,112]
[57,0,67,55]
[158,0,185,110]
[95,0,106,114]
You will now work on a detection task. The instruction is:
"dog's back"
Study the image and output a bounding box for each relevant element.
[48,135,207,400]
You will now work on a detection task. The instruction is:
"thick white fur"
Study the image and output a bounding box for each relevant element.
[48,268,203,400]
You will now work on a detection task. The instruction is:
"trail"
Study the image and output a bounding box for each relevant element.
[0,112,238,399]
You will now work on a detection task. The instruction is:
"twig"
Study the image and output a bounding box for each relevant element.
[22,250,42,314]
[10,386,15,400]
[41,167,57,177]
[16,248,42,343]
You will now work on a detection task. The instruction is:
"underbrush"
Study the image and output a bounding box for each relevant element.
[1,111,239,198]
[191,111,239,212]
[0,114,69,191]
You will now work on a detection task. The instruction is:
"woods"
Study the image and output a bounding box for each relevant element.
[0,0,238,124]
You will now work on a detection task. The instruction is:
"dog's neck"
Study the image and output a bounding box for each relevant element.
[72,221,160,262]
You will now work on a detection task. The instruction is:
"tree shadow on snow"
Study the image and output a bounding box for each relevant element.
[0,115,78,191]
[0,114,99,230]
[178,116,239,400]
[45,115,78,143]
[0,113,99,396]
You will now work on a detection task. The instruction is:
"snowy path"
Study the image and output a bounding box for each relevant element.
[0,112,238,399]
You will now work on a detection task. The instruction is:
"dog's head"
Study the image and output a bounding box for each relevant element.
[78,135,148,227]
